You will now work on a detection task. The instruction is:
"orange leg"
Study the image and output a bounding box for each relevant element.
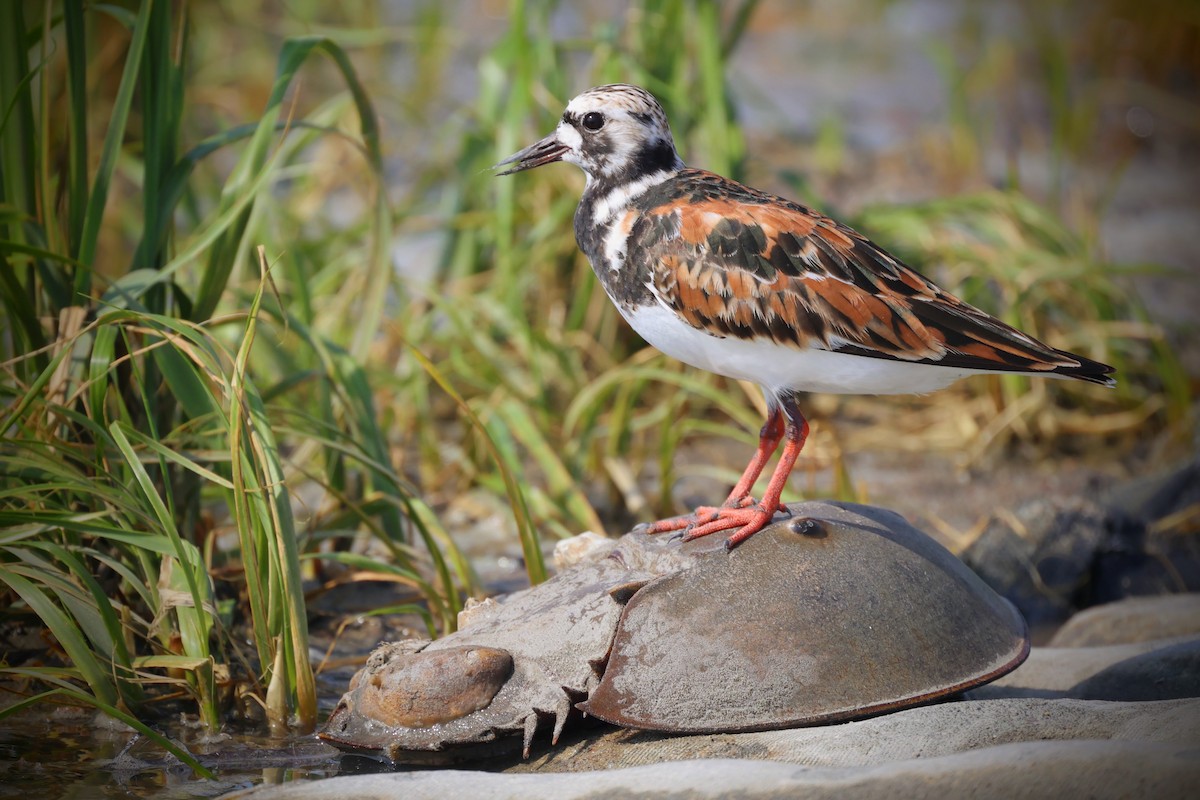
[643,397,809,549]
[642,406,784,532]
[722,405,785,507]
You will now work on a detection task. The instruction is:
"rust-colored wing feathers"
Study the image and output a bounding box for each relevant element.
[640,170,1114,385]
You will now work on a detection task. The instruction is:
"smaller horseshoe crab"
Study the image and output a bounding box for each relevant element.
[319,502,1029,763]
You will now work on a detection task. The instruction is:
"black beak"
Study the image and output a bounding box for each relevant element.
[494,132,569,176]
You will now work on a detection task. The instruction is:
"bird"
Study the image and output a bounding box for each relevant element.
[495,83,1115,550]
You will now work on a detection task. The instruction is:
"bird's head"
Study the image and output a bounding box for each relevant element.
[495,84,684,185]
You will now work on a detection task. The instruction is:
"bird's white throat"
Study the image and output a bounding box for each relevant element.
[588,169,679,224]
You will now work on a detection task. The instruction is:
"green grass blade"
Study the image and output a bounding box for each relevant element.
[75,0,155,291]
[63,0,88,255]
[495,398,605,536]
[407,345,546,585]
[108,421,214,665]
[192,36,386,324]
[29,541,143,704]
[228,250,315,730]
[0,567,118,707]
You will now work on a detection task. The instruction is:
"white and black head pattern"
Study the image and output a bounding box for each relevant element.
[554,84,684,186]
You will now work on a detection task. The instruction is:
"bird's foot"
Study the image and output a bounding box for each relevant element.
[641,500,788,549]
[639,506,724,535]
[682,503,785,549]
[639,494,757,535]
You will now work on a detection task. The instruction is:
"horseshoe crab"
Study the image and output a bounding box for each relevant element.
[319,502,1029,763]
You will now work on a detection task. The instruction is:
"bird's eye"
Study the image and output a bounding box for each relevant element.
[582,112,605,132]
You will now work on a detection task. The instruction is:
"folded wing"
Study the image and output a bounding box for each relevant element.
[634,170,1115,386]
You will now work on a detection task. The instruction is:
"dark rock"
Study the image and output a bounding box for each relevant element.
[961,458,1200,632]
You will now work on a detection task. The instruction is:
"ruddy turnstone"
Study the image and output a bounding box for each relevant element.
[496,83,1115,549]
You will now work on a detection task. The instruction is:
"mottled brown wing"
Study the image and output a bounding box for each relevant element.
[635,170,1114,384]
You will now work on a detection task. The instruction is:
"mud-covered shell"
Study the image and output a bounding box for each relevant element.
[319,501,1029,761]
[579,503,1030,731]
[318,529,694,762]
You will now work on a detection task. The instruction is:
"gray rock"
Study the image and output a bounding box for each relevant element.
[1072,638,1200,701]
[1049,593,1200,646]
[226,739,1199,799]
[968,635,1199,699]
[510,697,1200,772]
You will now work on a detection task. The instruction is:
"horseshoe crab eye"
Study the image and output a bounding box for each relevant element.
[582,112,605,132]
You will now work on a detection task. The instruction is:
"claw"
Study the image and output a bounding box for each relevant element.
[642,505,724,535]
[680,504,782,549]
[642,503,784,549]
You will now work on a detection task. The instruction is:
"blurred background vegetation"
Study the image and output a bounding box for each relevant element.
[0,0,1195,769]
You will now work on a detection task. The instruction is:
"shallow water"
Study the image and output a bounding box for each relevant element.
[0,608,422,797]
[0,697,346,799]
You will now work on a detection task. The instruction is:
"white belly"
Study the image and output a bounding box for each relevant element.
[623,303,987,396]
